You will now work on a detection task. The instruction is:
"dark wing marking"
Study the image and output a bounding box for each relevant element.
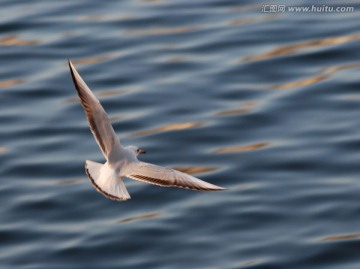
[126,162,225,191]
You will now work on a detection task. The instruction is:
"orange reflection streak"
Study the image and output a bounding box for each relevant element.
[64,88,131,103]
[0,147,6,154]
[0,35,37,46]
[118,212,160,223]
[63,96,80,103]
[96,88,132,97]
[321,61,360,73]
[243,101,258,107]
[216,101,258,116]
[172,166,218,175]
[229,18,255,26]
[129,122,205,137]
[216,108,251,116]
[269,75,329,90]
[214,142,269,153]
[229,14,278,26]
[165,56,188,62]
[126,26,198,36]
[322,233,360,241]
[109,115,127,123]
[243,32,360,62]
[72,55,111,65]
[0,79,24,89]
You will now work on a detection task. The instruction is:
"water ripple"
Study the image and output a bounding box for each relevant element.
[128,122,205,137]
[64,88,132,103]
[72,55,112,65]
[269,75,329,90]
[322,233,360,242]
[243,32,360,62]
[2,0,360,268]
[117,212,161,223]
[171,166,218,175]
[0,35,38,46]
[214,142,269,154]
[126,26,199,36]
[0,79,24,89]
[321,61,360,73]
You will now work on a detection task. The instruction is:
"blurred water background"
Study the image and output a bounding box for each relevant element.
[1,0,360,268]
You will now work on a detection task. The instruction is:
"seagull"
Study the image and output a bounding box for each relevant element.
[68,60,225,201]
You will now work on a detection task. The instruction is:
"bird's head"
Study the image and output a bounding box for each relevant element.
[126,145,146,156]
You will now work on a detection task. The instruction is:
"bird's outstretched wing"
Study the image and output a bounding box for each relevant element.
[126,162,225,191]
[68,60,122,161]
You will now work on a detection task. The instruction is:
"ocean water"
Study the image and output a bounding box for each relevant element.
[1,0,360,268]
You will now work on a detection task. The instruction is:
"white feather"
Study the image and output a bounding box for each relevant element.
[86,160,130,201]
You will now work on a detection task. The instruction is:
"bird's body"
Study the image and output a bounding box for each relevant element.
[68,60,225,201]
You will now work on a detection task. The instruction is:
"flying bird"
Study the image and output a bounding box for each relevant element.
[68,60,225,201]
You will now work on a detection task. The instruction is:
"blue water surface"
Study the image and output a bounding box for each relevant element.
[1,0,360,268]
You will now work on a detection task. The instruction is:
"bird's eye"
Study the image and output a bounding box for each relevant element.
[136,149,140,153]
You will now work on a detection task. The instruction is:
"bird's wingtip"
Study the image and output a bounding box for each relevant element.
[213,186,227,191]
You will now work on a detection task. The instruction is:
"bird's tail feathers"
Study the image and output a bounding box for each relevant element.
[85,160,130,201]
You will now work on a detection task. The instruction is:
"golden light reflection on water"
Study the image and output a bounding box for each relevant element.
[321,61,360,73]
[0,79,24,89]
[118,212,160,223]
[172,166,218,175]
[126,26,198,36]
[109,115,128,123]
[322,233,360,241]
[0,35,38,46]
[214,142,269,154]
[269,75,329,90]
[128,122,204,137]
[216,108,251,116]
[64,88,131,103]
[216,101,257,116]
[72,55,111,65]
[243,32,360,62]
[161,44,180,50]
[165,55,189,63]
[229,18,255,26]
[96,88,132,97]
[229,14,278,26]
[0,147,6,154]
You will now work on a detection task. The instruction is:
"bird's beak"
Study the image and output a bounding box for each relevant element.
[138,149,146,154]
